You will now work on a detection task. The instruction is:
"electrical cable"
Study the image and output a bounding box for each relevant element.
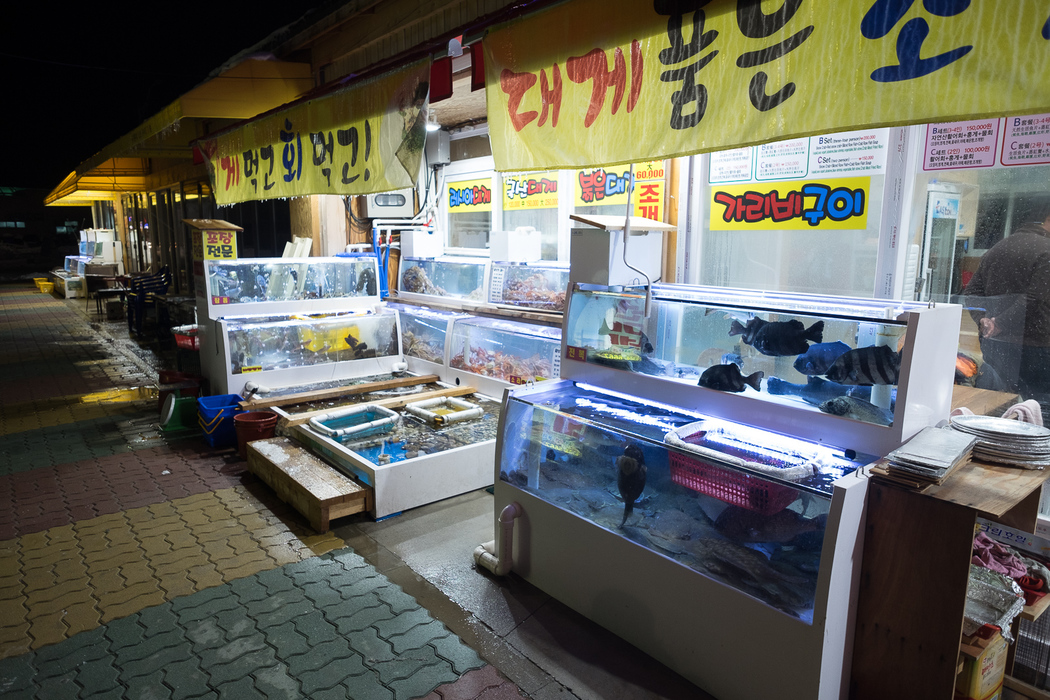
[620,163,652,318]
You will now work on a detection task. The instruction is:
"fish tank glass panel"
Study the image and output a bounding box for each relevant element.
[489,263,570,312]
[500,383,866,621]
[565,286,911,428]
[449,317,561,384]
[388,303,464,365]
[207,257,379,305]
[400,256,488,300]
[224,310,398,375]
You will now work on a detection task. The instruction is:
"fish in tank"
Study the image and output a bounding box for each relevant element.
[498,383,866,621]
[563,287,906,427]
[225,312,398,374]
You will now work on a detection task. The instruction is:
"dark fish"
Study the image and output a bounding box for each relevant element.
[766,376,868,406]
[697,364,763,393]
[714,506,826,544]
[639,332,655,355]
[729,317,824,357]
[792,341,851,375]
[818,396,893,426]
[617,443,647,528]
[824,345,900,385]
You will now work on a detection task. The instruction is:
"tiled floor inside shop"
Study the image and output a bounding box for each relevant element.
[0,282,709,700]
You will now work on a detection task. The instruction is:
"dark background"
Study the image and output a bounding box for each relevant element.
[0,5,318,190]
[0,5,319,278]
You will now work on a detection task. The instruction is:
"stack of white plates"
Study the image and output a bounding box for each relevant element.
[950,414,1050,469]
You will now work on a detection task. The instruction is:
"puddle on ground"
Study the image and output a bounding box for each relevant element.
[79,387,158,404]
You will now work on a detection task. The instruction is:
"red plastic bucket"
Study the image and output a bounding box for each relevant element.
[234,411,279,459]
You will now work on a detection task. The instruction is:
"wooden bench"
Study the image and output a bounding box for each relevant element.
[246,437,372,531]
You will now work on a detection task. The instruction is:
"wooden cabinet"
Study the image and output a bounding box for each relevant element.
[850,460,1048,698]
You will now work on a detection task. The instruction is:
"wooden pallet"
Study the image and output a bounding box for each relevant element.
[247,437,372,532]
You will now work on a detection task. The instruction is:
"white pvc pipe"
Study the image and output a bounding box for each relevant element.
[473,502,523,577]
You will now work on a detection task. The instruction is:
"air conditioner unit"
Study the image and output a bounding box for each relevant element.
[365,189,415,218]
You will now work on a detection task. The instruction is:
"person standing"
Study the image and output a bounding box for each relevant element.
[963,207,1050,399]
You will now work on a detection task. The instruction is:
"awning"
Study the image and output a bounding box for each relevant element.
[196,59,431,205]
[46,58,314,206]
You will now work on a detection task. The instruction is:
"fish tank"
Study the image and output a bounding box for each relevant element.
[499,381,865,621]
[398,255,489,302]
[488,262,571,312]
[387,302,466,367]
[447,316,562,395]
[208,309,403,395]
[206,257,379,308]
[562,283,961,457]
[223,310,399,375]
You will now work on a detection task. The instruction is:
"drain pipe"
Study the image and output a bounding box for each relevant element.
[473,502,523,576]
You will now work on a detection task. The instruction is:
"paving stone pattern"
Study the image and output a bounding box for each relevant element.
[0,285,517,699]
[0,550,485,700]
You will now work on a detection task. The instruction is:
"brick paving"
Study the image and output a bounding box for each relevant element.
[0,283,524,700]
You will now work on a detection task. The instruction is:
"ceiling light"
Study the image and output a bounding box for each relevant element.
[426,111,440,132]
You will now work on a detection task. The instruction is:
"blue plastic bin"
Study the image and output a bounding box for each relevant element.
[197,394,243,448]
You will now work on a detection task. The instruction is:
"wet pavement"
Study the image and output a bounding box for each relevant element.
[0,284,518,700]
[0,282,707,700]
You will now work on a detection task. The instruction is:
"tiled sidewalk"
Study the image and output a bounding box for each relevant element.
[0,284,524,699]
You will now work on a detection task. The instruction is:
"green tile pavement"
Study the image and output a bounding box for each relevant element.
[0,549,485,699]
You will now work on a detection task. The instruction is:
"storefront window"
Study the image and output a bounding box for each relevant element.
[501,171,560,259]
[697,131,888,298]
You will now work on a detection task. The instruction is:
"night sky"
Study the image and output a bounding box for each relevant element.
[0,5,320,191]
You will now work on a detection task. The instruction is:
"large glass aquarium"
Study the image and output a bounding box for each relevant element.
[488,262,571,312]
[448,316,562,385]
[499,382,865,622]
[398,255,489,301]
[207,257,379,306]
[220,310,399,375]
[562,284,961,456]
[387,303,466,366]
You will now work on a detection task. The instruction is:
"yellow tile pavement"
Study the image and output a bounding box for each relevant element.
[0,484,344,656]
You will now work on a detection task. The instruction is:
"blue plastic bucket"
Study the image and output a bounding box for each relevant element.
[197,394,243,448]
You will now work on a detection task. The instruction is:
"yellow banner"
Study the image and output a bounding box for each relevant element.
[199,60,430,205]
[504,172,559,210]
[709,177,870,230]
[447,177,494,212]
[485,1,1050,171]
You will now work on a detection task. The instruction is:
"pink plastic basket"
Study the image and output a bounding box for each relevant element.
[669,430,797,515]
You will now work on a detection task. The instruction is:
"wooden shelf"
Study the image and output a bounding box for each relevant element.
[1023,592,1050,622]
[852,458,1050,699]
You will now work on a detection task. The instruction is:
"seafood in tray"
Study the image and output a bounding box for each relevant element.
[450,347,553,383]
[448,316,561,384]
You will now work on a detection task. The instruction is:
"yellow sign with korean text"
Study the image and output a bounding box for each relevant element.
[199,60,431,205]
[709,177,871,231]
[485,0,1050,172]
[447,177,494,213]
[503,171,559,210]
[191,228,238,260]
[575,161,666,220]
